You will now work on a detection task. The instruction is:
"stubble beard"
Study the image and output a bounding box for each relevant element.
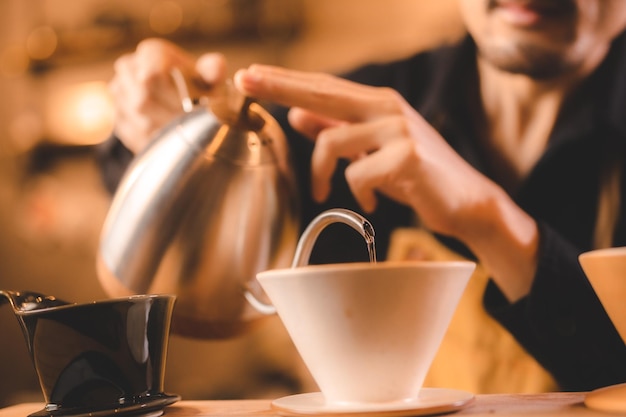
[476,38,582,80]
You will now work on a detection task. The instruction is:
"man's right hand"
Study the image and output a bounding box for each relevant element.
[108,38,227,154]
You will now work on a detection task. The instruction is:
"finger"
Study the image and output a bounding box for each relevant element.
[310,116,407,202]
[113,51,183,114]
[133,39,214,111]
[196,52,228,90]
[287,107,343,140]
[111,58,185,151]
[135,38,197,74]
[234,65,403,122]
[344,141,413,213]
[114,59,181,118]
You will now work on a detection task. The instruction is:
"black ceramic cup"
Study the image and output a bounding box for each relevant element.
[12,294,179,417]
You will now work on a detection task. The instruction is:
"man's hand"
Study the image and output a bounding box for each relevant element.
[109,38,227,154]
[234,64,539,302]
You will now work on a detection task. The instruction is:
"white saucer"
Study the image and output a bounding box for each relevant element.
[271,388,474,417]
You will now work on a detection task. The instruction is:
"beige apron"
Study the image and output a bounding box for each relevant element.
[385,155,622,393]
[387,227,556,393]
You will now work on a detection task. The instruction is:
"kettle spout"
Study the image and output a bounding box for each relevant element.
[245,208,377,315]
[291,208,376,268]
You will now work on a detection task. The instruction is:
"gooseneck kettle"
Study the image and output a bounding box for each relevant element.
[97,72,300,338]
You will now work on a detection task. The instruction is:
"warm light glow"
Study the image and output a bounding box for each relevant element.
[46,81,114,145]
[26,26,58,60]
[8,111,44,153]
[149,1,184,35]
[0,43,30,77]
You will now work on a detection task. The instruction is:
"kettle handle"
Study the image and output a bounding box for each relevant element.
[170,67,248,122]
[244,208,376,315]
[170,67,197,113]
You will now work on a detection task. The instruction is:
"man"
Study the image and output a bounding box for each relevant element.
[103,0,626,392]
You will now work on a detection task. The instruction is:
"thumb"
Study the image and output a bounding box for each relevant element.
[195,52,228,90]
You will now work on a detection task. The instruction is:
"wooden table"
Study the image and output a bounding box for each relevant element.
[1,393,624,417]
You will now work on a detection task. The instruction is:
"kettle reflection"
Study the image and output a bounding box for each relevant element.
[97,78,300,339]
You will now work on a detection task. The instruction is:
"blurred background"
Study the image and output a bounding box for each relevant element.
[0,0,464,407]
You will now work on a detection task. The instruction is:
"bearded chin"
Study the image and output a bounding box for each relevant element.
[478,41,579,80]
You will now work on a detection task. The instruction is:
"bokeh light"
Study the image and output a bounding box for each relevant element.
[46,81,114,145]
[149,1,184,35]
[0,43,30,78]
[26,26,58,60]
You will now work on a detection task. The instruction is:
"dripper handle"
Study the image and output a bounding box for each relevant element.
[244,208,376,315]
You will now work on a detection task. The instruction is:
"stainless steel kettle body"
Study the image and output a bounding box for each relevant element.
[97,99,299,338]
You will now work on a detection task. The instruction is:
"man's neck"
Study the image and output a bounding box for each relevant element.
[476,57,588,192]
